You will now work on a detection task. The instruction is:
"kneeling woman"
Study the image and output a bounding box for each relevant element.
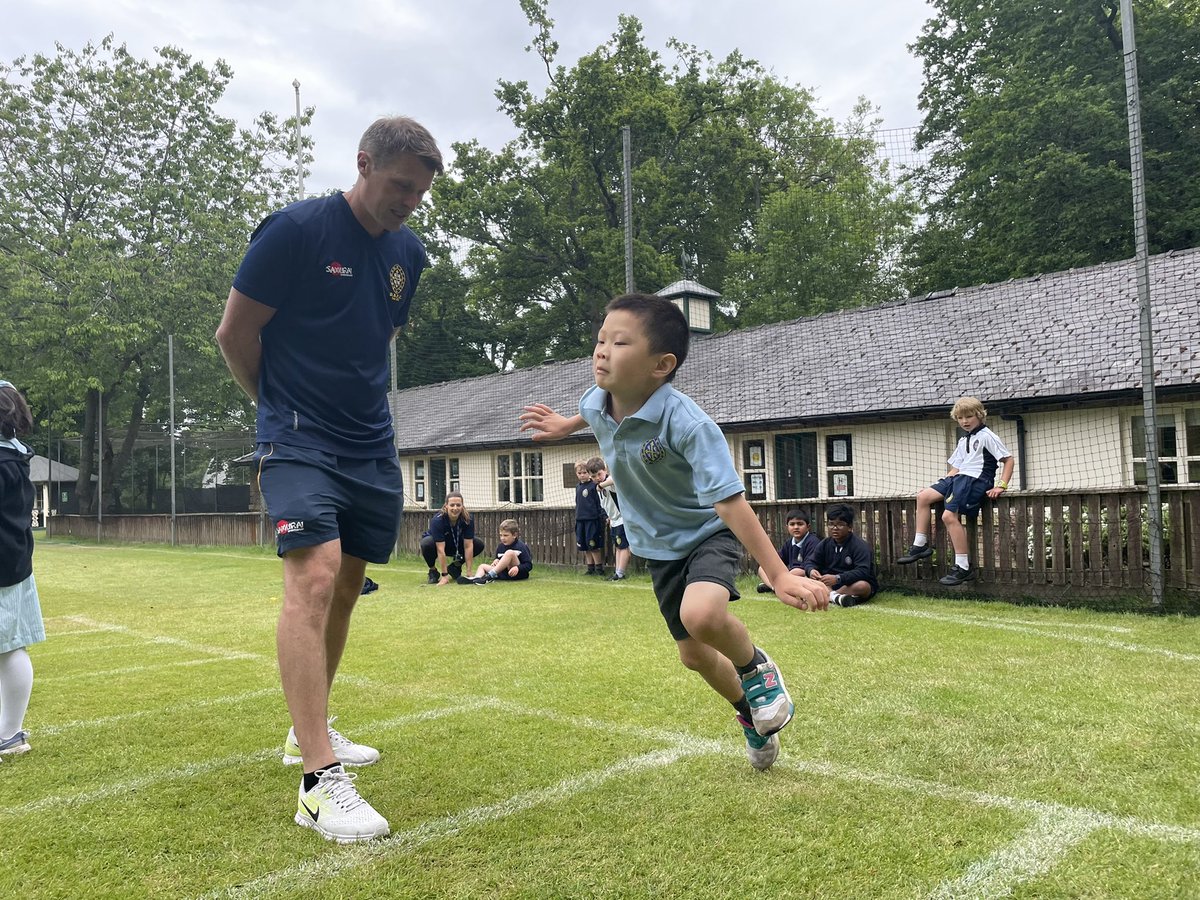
[420,492,484,585]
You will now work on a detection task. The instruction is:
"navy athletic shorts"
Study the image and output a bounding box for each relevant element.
[610,524,628,549]
[255,442,403,563]
[647,529,743,641]
[932,473,990,516]
[576,519,604,552]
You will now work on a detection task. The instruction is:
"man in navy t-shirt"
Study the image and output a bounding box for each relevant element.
[216,116,442,845]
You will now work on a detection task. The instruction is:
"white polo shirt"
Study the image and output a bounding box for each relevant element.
[579,383,744,560]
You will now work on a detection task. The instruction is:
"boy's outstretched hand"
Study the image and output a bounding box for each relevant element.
[772,570,831,611]
[519,404,581,441]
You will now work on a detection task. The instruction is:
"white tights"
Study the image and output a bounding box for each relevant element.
[0,647,33,739]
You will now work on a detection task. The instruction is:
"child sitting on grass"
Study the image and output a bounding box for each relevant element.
[471,519,534,584]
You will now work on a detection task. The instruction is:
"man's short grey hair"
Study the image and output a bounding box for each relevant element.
[359,116,444,174]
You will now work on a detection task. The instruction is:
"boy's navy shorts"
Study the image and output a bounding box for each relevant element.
[647,529,742,641]
[255,442,403,563]
[576,519,604,552]
[931,473,990,516]
[610,524,628,549]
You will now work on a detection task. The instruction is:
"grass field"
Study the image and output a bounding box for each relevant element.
[3,540,1199,899]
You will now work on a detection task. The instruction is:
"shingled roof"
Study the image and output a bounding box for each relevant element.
[391,248,1200,455]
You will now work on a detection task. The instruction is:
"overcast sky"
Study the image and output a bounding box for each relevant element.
[4,0,934,194]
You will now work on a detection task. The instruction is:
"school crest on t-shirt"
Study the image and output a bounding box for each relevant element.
[641,437,666,464]
[389,265,406,302]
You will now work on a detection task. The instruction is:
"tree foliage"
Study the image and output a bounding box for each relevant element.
[0,37,306,512]
[431,2,913,365]
[905,0,1200,293]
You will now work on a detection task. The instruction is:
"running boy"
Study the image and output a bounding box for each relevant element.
[802,504,879,607]
[586,456,632,581]
[897,397,1014,585]
[521,294,828,771]
[756,509,817,594]
[574,460,605,576]
[471,519,534,584]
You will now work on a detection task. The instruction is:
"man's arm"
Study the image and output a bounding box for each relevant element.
[519,404,587,441]
[215,288,277,402]
[714,495,829,611]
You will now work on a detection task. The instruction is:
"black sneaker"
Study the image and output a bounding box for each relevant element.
[360,577,379,595]
[607,573,626,581]
[455,576,476,585]
[939,565,975,586]
[472,576,490,586]
[897,544,934,564]
[755,582,773,594]
[426,569,439,585]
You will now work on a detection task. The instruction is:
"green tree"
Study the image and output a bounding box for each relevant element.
[432,2,912,365]
[905,0,1200,293]
[0,37,305,512]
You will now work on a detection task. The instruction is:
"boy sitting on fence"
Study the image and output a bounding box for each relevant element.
[897,396,1014,585]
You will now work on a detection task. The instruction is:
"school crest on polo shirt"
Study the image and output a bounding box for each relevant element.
[641,437,666,464]
[389,265,406,302]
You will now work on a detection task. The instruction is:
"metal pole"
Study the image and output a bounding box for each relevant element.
[1119,0,1163,609]
[97,387,103,543]
[622,125,634,293]
[293,79,305,202]
[169,334,178,546]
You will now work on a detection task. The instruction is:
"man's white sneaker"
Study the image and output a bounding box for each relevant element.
[295,765,390,843]
[283,717,380,767]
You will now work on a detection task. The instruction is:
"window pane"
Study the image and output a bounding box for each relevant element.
[1162,461,1179,484]
[513,481,523,504]
[525,452,543,476]
[497,455,510,478]
[513,454,522,477]
[1189,460,1200,482]
[528,479,544,502]
[1161,422,1178,457]
[1131,417,1145,459]
[499,482,510,502]
[1133,461,1146,485]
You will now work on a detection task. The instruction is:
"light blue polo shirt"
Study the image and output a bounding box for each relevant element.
[579,383,744,560]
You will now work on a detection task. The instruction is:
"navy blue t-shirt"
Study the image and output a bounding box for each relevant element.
[232,193,428,457]
[423,512,475,555]
[575,481,602,521]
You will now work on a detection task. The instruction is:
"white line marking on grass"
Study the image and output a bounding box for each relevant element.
[0,702,495,818]
[36,655,237,684]
[204,740,717,900]
[781,758,1200,845]
[63,616,264,662]
[927,811,1103,900]
[41,628,114,637]
[35,688,281,737]
[34,639,144,659]
[867,608,1200,662]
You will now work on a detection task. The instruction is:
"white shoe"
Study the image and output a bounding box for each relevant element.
[0,730,30,755]
[283,717,380,767]
[295,765,390,843]
[737,715,779,771]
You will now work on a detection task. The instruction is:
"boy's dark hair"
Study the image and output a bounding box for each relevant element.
[825,504,855,526]
[784,509,809,524]
[0,382,33,439]
[584,456,607,475]
[606,294,689,381]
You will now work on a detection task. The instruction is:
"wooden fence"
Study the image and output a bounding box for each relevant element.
[48,487,1199,607]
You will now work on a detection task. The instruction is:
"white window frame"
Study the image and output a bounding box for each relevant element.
[1129,404,1200,486]
[496,451,544,504]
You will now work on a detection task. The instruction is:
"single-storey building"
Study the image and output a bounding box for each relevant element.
[390,248,1200,516]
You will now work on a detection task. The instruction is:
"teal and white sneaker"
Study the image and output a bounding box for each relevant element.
[736,714,779,770]
[295,765,389,843]
[740,651,794,737]
[283,717,379,767]
[0,730,30,755]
